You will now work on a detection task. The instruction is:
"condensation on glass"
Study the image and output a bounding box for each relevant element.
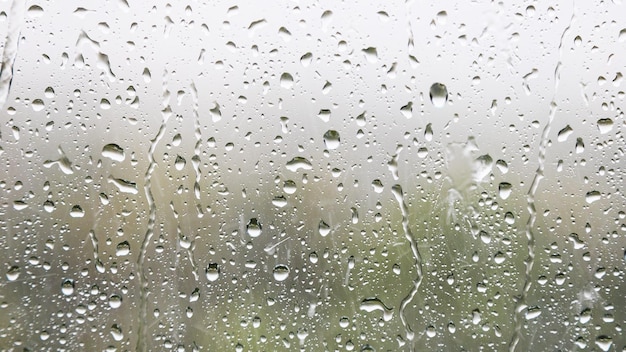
[0,0,624,351]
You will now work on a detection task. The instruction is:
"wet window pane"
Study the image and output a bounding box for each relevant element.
[1,1,625,351]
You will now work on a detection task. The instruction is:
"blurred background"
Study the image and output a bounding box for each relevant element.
[0,0,624,350]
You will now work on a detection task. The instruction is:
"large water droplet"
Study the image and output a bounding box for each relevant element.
[246,218,262,237]
[429,83,448,108]
[61,279,75,296]
[273,264,290,281]
[206,263,220,282]
[323,130,340,150]
[6,266,20,281]
[280,72,294,89]
[70,205,84,218]
[318,220,331,237]
[102,144,125,162]
[116,241,130,256]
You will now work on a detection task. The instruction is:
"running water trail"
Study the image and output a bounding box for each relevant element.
[136,68,172,352]
[391,184,423,348]
[509,3,575,351]
[0,0,25,108]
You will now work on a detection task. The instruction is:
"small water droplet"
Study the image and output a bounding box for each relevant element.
[429,83,448,108]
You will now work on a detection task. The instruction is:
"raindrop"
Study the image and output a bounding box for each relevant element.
[272,196,288,208]
[102,144,125,162]
[557,125,573,142]
[175,155,186,170]
[70,205,85,218]
[272,264,290,281]
[498,182,512,199]
[109,294,122,309]
[323,130,340,150]
[596,118,613,134]
[6,266,20,281]
[359,297,393,322]
[585,191,601,204]
[206,263,220,282]
[116,241,130,256]
[429,83,448,108]
[110,324,123,341]
[280,72,294,89]
[246,218,262,238]
[283,180,297,194]
[525,307,542,320]
[318,220,331,237]
[286,157,313,172]
[61,279,75,296]
[362,47,378,63]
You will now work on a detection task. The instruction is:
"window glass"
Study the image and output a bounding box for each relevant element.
[1,1,624,350]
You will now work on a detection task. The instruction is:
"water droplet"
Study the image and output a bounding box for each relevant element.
[318,220,331,237]
[110,324,123,341]
[272,196,288,208]
[116,241,130,256]
[206,263,220,282]
[323,130,340,150]
[371,179,384,193]
[300,52,313,67]
[597,118,613,134]
[175,155,186,170]
[246,218,262,238]
[595,336,613,351]
[286,157,312,172]
[557,125,573,142]
[13,201,28,211]
[61,279,75,296]
[498,182,512,199]
[6,266,20,281]
[525,307,542,320]
[280,72,294,89]
[109,294,122,309]
[70,205,84,218]
[339,317,350,328]
[585,191,601,204]
[32,99,45,111]
[362,47,378,63]
[359,297,393,321]
[283,180,297,194]
[429,83,448,108]
[272,264,290,281]
[102,144,125,162]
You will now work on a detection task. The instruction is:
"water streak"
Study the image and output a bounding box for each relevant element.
[509,4,575,351]
[392,184,423,348]
[0,0,24,108]
[136,68,171,351]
